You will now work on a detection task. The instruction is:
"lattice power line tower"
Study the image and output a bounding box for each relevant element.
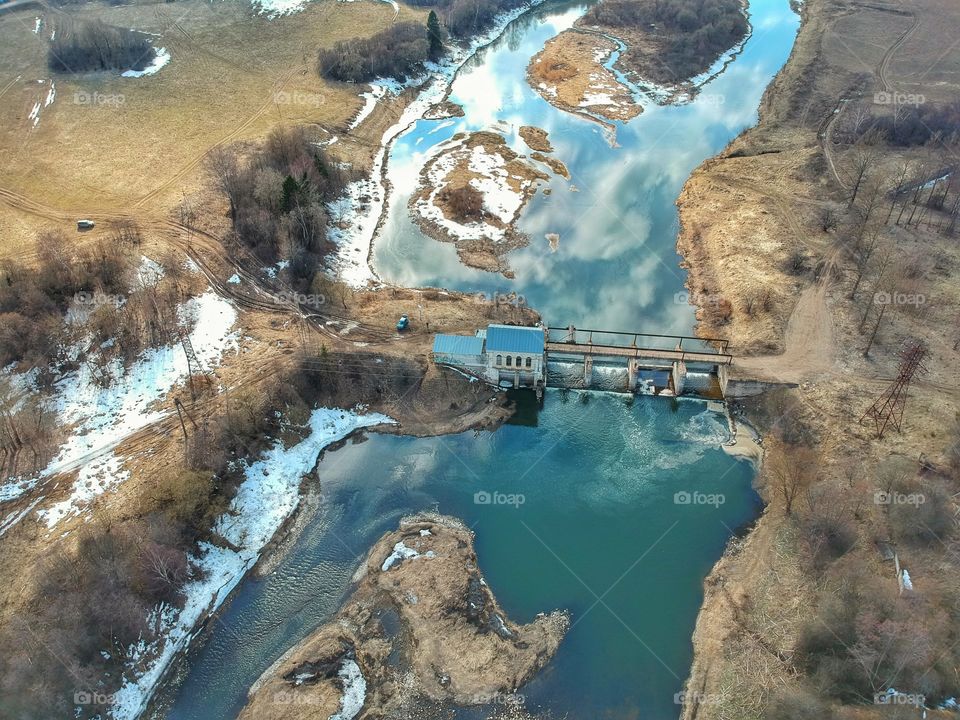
[179,331,206,401]
[860,339,929,439]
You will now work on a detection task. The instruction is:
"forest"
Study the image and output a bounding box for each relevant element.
[206,126,356,289]
[48,20,156,73]
[584,0,748,83]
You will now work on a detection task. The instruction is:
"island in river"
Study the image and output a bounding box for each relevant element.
[240,514,569,719]
[528,0,750,121]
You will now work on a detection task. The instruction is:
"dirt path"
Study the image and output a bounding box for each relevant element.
[820,97,850,190]
[734,246,839,385]
[877,8,920,92]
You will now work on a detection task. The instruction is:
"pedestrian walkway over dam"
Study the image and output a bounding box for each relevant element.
[545,327,733,366]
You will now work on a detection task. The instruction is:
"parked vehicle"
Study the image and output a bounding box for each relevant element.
[76,219,95,230]
[396,314,410,332]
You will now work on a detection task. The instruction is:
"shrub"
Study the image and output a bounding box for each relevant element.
[445,185,485,221]
[48,20,156,73]
[207,126,353,286]
[785,248,810,275]
[888,481,954,544]
[318,22,430,83]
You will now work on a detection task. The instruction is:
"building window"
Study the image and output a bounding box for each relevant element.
[496,355,502,366]
[506,356,512,367]
[516,356,522,368]
[525,357,532,368]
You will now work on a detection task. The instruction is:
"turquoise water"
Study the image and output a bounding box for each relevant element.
[163,1,799,718]
[165,396,757,719]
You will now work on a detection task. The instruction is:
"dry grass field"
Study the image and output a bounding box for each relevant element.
[0,0,427,257]
[677,0,960,717]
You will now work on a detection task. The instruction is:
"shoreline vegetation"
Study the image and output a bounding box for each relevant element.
[674,0,960,716]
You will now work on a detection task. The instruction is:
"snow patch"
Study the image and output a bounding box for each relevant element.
[348,84,386,130]
[121,47,170,78]
[381,540,419,571]
[108,407,394,719]
[137,256,164,287]
[330,659,367,720]
[38,453,128,528]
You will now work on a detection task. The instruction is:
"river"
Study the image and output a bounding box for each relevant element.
[162,1,799,718]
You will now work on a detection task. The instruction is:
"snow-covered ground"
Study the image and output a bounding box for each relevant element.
[108,407,395,720]
[413,135,541,244]
[0,291,239,531]
[122,48,171,78]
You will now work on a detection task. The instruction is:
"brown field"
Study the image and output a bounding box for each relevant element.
[0,0,427,257]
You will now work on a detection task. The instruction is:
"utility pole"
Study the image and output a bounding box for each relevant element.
[859,339,928,439]
[180,332,206,401]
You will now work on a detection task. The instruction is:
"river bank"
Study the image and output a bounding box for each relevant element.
[675,0,960,715]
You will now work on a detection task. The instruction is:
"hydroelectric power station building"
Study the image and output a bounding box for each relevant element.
[431,324,546,390]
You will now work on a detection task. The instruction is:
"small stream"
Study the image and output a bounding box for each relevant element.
[162,1,800,718]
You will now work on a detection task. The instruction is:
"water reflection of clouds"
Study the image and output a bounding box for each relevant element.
[373,0,799,328]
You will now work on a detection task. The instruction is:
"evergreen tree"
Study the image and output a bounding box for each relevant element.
[427,11,444,60]
[281,175,300,211]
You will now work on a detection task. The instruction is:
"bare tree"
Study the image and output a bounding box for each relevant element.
[766,438,819,516]
[207,146,244,222]
[847,136,881,207]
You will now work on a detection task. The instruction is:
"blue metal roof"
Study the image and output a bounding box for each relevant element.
[433,334,485,356]
[485,324,544,354]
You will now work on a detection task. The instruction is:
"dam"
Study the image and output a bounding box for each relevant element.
[432,324,732,398]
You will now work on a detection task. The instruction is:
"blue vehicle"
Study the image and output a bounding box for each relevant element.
[396,314,410,332]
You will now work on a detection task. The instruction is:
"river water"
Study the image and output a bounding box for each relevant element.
[164,1,799,718]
